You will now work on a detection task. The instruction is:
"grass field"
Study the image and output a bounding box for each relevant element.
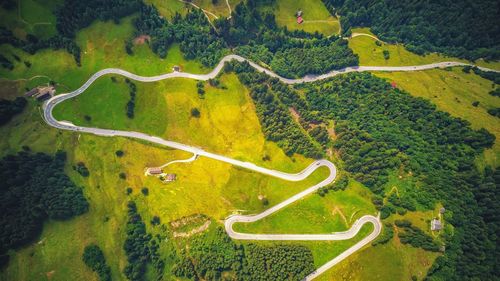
[258,0,340,36]
[52,72,317,172]
[375,68,500,168]
[349,28,500,71]
[234,180,376,234]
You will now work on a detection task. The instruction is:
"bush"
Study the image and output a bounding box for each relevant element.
[75,162,90,177]
[190,108,200,118]
[115,150,124,157]
[82,244,111,281]
[141,187,149,196]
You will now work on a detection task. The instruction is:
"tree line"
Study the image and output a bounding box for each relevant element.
[228,61,324,158]
[123,201,164,281]
[0,151,88,268]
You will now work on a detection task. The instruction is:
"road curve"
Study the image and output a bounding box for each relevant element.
[40,54,498,280]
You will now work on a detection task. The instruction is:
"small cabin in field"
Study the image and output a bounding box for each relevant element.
[146,167,163,175]
[165,174,177,182]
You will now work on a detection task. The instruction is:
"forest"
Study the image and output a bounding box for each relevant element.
[0,151,88,268]
[326,0,500,60]
[0,97,26,126]
[171,225,315,281]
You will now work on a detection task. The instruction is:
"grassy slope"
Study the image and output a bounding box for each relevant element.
[349,28,500,71]
[375,69,500,168]
[0,10,352,281]
[258,0,340,36]
[234,180,376,234]
[0,16,207,94]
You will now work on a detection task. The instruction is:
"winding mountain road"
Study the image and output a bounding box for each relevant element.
[42,55,497,280]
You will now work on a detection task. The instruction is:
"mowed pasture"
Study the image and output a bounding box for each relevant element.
[258,0,340,36]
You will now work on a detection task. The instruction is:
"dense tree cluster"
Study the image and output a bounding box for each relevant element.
[372,222,394,246]
[82,244,112,281]
[394,220,440,252]
[0,151,88,267]
[231,62,323,158]
[240,244,315,281]
[269,38,357,78]
[172,226,315,281]
[172,227,243,280]
[123,201,164,281]
[133,6,225,66]
[0,97,26,126]
[318,174,349,197]
[329,0,500,60]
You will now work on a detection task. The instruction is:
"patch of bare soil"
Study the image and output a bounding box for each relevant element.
[134,35,151,45]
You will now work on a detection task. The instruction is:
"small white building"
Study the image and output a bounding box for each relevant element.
[431,218,442,231]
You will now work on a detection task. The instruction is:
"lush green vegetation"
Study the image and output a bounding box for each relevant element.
[298,73,497,280]
[230,61,323,158]
[82,244,112,281]
[0,151,88,267]
[258,0,340,35]
[375,68,500,167]
[172,225,315,281]
[123,201,164,281]
[132,1,357,77]
[241,244,315,280]
[394,220,440,252]
[332,0,500,60]
[0,97,26,126]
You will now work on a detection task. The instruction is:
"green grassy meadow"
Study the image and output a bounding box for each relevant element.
[234,180,376,234]
[258,0,340,36]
